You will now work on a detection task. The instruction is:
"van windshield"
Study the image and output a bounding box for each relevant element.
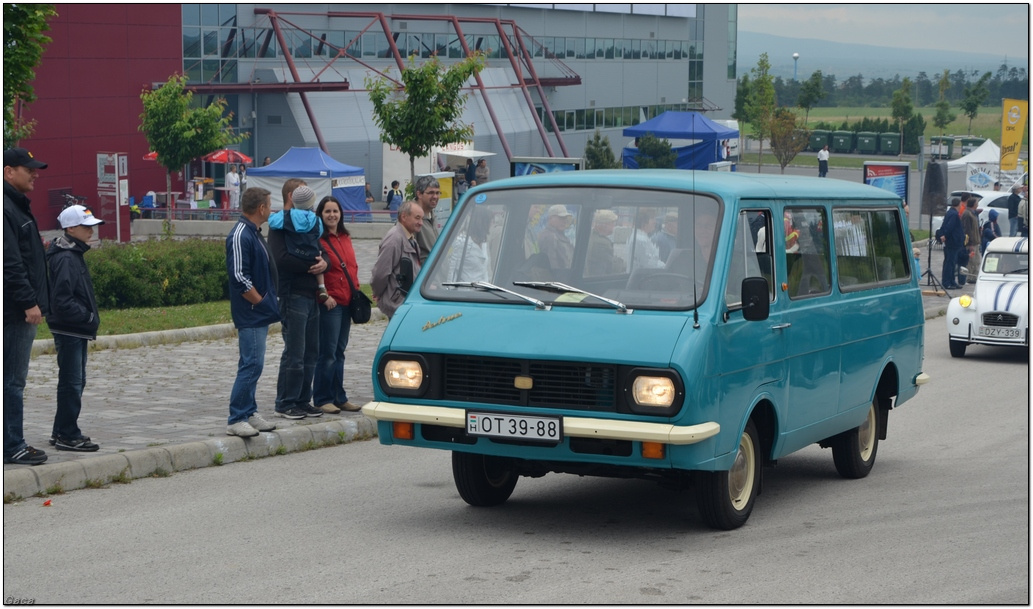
[421,186,722,310]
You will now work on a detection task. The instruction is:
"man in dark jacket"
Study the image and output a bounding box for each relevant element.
[1007,185,1022,236]
[225,187,281,437]
[936,197,965,289]
[267,179,327,420]
[46,204,104,452]
[3,148,50,465]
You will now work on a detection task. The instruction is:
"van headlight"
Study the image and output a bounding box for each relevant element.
[625,369,683,415]
[632,376,676,407]
[383,359,425,391]
[958,294,973,308]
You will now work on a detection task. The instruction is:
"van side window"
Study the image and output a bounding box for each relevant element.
[785,207,831,299]
[727,210,771,307]
[834,208,910,290]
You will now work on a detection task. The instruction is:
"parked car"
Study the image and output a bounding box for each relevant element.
[946,236,1029,357]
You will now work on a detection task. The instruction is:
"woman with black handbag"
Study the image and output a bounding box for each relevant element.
[312,196,362,413]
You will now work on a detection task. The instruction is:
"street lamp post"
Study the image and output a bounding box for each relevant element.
[792,52,799,81]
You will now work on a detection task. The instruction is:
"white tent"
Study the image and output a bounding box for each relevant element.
[947,139,1001,170]
[947,139,1024,189]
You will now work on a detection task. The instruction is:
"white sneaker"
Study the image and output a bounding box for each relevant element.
[248,413,276,432]
[227,420,259,437]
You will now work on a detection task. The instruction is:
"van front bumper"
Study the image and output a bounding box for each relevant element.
[361,401,720,445]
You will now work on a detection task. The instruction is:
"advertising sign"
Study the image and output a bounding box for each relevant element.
[510,156,583,177]
[863,161,910,205]
[964,163,997,190]
[1000,98,1028,171]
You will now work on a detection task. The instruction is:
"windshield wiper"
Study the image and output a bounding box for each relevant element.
[442,281,547,309]
[513,281,630,314]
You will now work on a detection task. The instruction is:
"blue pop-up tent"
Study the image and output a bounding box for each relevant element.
[246,147,367,217]
[621,111,739,170]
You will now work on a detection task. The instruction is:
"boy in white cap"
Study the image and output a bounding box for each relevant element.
[45,204,104,451]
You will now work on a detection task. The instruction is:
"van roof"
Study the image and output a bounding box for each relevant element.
[486,169,904,202]
[985,236,1029,254]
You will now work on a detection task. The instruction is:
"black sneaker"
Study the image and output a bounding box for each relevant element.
[299,404,323,418]
[54,436,100,452]
[276,408,307,420]
[50,435,91,446]
[5,446,48,465]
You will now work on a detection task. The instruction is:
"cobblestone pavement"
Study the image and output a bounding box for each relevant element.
[5,235,971,475]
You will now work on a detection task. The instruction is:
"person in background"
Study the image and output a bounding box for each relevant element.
[817,145,830,178]
[224,187,280,437]
[313,195,361,414]
[1019,184,1029,238]
[981,209,1001,254]
[652,211,678,264]
[262,156,272,166]
[226,163,241,210]
[45,205,104,452]
[465,158,477,185]
[3,147,51,465]
[935,197,965,290]
[960,196,981,284]
[626,209,662,271]
[413,175,441,265]
[537,204,575,269]
[385,180,403,222]
[475,158,490,183]
[1006,184,1021,236]
[585,209,625,277]
[371,200,423,319]
[267,180,328,420]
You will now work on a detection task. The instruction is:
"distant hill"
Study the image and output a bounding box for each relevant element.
[738,31,1028,82]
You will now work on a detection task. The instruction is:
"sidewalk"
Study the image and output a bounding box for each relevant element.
[3,237,969,501]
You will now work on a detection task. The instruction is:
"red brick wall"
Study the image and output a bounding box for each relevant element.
[18,4,182,233]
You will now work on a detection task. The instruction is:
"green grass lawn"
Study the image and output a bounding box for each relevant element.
[36,286,376,339]
[802,106,1027,146]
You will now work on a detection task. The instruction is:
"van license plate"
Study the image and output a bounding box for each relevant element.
[978,326,1021,338]
[467,412,561,443]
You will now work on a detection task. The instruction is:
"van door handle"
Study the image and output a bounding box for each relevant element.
[770,323,791,330]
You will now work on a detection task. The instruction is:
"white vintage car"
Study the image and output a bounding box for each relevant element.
[947,237,1029,357]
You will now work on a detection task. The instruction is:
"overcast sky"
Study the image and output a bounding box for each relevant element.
[738,4,1030,60]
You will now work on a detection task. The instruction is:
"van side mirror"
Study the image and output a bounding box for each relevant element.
[398,257,414,294]
[740,277,770,321]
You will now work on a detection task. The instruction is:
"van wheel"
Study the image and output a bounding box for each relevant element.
[696,419,760,530]
[949,339,967,358]
[452,452,518,507]
[831,398,879,479]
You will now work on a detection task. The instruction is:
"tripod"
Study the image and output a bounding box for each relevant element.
[922,212,951,296]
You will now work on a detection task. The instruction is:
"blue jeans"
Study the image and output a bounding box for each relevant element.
[941,244,963,287]
[275,292,319,412]
[1010,217,1019,237]
[313,304,352,406]
[53,333,88,440]
[4,320,38,457]
[228,325,268,424]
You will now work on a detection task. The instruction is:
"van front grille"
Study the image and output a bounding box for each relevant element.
[442,355,618,412]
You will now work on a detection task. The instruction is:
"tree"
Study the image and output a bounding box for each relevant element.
[634,133,676,169]
[796,70,825,125]
[890,77,913,160]
[366,54,485,185]
[768,108,810,174]
[139,74,244,233]
[960,71,991,134]
[745,53,776,173]
[732,73,751,123]
[932,99,957,135]
[584,130,621,169]
[3,4,56,147]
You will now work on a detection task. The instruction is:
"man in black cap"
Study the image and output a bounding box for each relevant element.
[3,147,51,465]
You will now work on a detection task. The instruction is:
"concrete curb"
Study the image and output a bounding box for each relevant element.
[2,417,378,502]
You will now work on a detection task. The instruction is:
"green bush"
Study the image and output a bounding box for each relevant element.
[86,239,228,308]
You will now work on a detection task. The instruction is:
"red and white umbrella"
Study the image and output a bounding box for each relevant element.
[143,151,158,161]
[202,149,253,164]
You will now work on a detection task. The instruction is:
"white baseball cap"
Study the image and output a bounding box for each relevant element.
[58,205,105,228]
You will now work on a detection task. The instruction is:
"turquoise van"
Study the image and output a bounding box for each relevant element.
[362,170,929,530]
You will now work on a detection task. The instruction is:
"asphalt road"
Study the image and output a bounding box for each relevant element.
[2,320,1028,604]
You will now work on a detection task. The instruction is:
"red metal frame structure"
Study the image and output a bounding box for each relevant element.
[186,9,579,159]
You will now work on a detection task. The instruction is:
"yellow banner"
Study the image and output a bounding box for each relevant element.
[1000,98,1028,171]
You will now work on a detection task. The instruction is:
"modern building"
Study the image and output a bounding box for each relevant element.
[18,4,738,232]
